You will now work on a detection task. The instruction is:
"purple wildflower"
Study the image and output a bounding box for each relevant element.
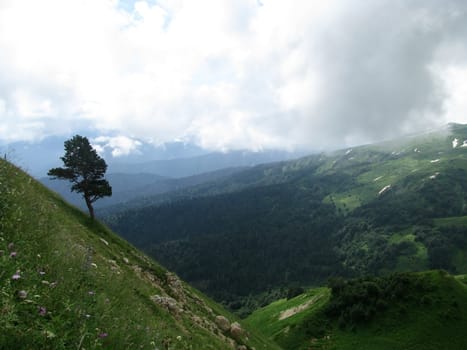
[12,273,21,280]
[38,306,47,316]
[10,251,17,258]
[98,332,108,338]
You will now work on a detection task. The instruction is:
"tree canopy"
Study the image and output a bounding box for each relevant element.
[48,135,112,219]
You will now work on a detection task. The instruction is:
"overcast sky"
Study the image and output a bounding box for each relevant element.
[1,0,467,153]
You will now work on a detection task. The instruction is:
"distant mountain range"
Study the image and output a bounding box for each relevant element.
[1,137,210,177]
[3,134,304,178]
[108,149,305,178]
[41,167,246,209]
[40,147,303,209]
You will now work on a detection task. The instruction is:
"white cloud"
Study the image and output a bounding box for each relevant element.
[92,135,142,157]
[1,0,467,149]
[438,65,467,124]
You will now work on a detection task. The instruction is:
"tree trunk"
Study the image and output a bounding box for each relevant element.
[84,195,95,219]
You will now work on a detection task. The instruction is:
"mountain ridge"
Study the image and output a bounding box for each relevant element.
[108,149,305,178]
[103,123,467,315]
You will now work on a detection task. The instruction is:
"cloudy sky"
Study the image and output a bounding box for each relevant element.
[1,0,467,153]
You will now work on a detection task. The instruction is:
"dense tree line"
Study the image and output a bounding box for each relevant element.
[110,180,347,299]
[325,272,435,329]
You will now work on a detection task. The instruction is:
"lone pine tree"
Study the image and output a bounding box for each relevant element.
[48,135,112,219]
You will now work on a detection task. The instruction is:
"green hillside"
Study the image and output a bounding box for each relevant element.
[104,124,467,314]
[0,159,278,349]
[246,271,467,350]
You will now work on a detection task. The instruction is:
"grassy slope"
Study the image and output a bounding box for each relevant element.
[320,124,467,273]
[321,125,467,213]
[247,271,467,350]
[0,159,279,350]
[245,288,331,350]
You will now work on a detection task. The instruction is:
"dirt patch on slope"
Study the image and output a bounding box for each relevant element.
[278,294,323,320]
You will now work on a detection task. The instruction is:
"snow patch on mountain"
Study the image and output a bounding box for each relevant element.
[378,185,391,196]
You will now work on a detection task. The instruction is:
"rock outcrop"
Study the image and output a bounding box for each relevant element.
[215,315,231,332]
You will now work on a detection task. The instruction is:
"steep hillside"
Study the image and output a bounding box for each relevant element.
[0,159,278,349]
[104,124,467,313]
[246,271,467,350]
